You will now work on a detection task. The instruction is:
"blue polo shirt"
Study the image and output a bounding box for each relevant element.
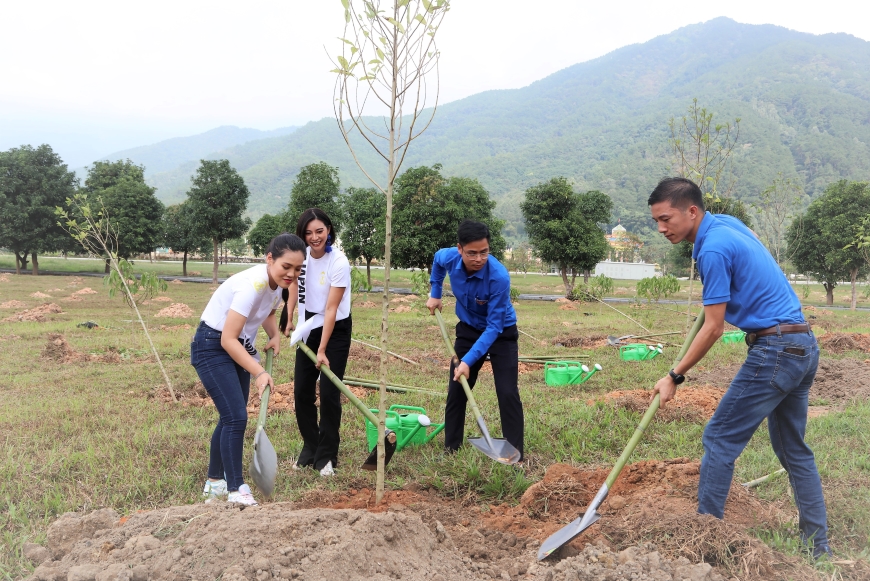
[430,248,517,367]
[693,212,804,332]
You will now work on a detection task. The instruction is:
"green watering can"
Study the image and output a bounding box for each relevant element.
[721,330,746,344]
[364,405,445,452]
[544,361,603,386]
[619,343,663,361]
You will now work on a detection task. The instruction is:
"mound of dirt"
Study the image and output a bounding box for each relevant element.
[154,303,194,318]
[3,303,63,322]
[41,333,121,364]
[553,334,608,349]
[357,300,379,308]
[0,273,9,282]
[61,295,82,302]
[30,291,51,298]
[151,295,173,302]
[0,300,27,309]
[25,504,478,581]
[689,357,870,404]
[391,305,412,313]
[820,332,870,354]
[170,279,184,284]
[246,382,296,415]
[593,386,727,421]
[391,294,419,303]
[71,287,98,296]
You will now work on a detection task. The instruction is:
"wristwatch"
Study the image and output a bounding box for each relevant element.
[668,369,685,385]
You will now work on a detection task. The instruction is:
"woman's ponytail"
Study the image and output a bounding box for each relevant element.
[279,287,290,334]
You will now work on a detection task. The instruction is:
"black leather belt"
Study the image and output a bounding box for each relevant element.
[745,323,811,345]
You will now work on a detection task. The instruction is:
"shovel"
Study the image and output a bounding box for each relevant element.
[433,310,521,465]
[250,348,278,497]
[537,310,706,560]
[295,341,397,471]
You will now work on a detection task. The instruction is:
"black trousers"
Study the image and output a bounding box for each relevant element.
[445,321,524,459]
[294,313,352,471]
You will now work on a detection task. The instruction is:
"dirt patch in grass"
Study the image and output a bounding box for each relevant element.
[819,332,870,354]
[154,302,195,318]
[553,334,609,349]
[689,357,870,405]
[2,302,63,322]
[0,333,22,342]
[41,333,122,364]
[357,300,379,308]
[151,295,172,302]
[72,287,98,296]
[158,324,192,331]
[592,386,727,421]
[30,291,51,298]
[391,304,412,313]
[169,279,184,284]
[0,300,27,309]
[0,273,9,282]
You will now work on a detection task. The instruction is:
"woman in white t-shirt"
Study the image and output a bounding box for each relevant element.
[286,208,352,476]
[192,233,306,506]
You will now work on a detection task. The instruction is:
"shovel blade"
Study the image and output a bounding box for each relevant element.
[468,436,522,465]
[361,430,397,471]
[250,429,278,497]
[537,511,602,561]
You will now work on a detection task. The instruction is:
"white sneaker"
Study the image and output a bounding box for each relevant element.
[319,461,335,477]
[227,483,258,506]
[202,479,228,500]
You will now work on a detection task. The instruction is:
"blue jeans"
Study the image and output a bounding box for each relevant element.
[698,329,829,556]
[190,322,250,492]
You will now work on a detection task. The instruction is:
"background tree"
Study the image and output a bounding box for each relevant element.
[161,201,208,276]
[186,159,252,283]
[789,181,870,308]
[521,177,612,295]
[752,173,805,270]
[285,162,343,231]
[248,213,284,257]
[392,165,505,272]
[0,144,78,275]
[342,186,387,285]
[82,160,164,272]
[332,0,450,502]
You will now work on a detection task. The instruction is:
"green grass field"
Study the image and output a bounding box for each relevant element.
[0,270,868,579]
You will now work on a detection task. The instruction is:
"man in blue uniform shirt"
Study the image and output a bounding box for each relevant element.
[426,220,524,459]
[648,177,831,559]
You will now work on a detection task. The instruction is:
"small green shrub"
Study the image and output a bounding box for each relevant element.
[636,274,680,303]
[103,258,167,307]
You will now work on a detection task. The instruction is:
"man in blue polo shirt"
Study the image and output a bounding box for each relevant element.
[426,220,524,459]
[648,177,831,560]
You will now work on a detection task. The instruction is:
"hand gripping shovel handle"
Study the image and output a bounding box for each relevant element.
[433,310,496,451]
[538,310,706,560]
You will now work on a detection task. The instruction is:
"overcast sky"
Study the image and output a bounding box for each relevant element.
[1,0,868,167]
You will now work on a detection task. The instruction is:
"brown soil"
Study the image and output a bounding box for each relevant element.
[593,386,727,421]
[27,457,849,581]
[170,279,184,284]
[30,291,51,298]
[357,300,379,308]
[391,294,419,303]
[0,273,9,282]
[154,303,195,318]
[158,324,193,331]
[0,300,27,308]
[72,287,98,296]
[558,303,576,310]
[61,295,82,302]
[391,305,412,313]
[41,333,122,364]
[151,295,172,302]
[3,303,63,322]
[552,334,609,349]
[689,357,870,405]
[819,332,870,354]
[0,333,22,342]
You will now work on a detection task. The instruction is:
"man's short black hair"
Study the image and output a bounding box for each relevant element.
[457,219,490,246]
[647,177,705,212]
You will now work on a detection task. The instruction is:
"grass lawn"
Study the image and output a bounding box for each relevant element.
[0,270,868,579]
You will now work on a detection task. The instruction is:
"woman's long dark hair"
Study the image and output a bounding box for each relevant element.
[266,233,306,334]
[296,208,337,253]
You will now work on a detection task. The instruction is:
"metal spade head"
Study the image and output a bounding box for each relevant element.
[250,428,278,497]
[537,511,602,560]
[468,436,522,465]
[362,429,397,471]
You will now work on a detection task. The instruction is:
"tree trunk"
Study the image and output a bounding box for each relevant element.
[850,267,858,311]
[31,252,39,276]
[212,239,219,284]
[183,250,189,277]
[105,258,111,274]
[366,258,372,287]
[560,265,572,296]
[15,251,30,274]
[824,283,834,306]
[583,269,590,284]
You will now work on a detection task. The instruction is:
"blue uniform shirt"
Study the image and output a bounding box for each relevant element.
[430,247,518,367]
[693,212,805,332]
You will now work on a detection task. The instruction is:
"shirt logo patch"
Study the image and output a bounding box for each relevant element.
[252,279,267,294]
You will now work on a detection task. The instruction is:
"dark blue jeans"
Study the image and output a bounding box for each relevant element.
[698,329,829,555]
[190,322,250,492]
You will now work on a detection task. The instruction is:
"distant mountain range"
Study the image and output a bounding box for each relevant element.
[101,17,870,241]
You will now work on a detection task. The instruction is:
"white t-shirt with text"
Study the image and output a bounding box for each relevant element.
[298,248,351,322]
[200,264,283,351]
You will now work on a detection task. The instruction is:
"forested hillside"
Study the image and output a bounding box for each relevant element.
[133,18,870,242]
